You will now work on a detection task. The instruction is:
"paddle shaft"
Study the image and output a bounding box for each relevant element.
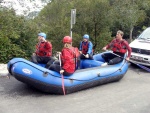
[59,53,66,95]
[110,51,150,72]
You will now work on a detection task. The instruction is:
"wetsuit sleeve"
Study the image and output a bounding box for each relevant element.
[105,39,115,49]
[124,41,132,58]
[79,41,82,51]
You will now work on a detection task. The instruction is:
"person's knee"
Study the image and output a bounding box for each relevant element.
[109,60,114,65]
[31,55,38,63]
[101,54,105,58]
[89,55,93,60]
[49,64,55,70]
[80,54,85,59]
[31,55,35,59]
[45,59,55,68]
[109,58,123,65]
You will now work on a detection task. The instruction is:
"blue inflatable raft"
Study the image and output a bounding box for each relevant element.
[7,52,129,95]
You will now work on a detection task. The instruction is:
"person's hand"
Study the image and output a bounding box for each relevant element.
[85,54,89,58]
[126,57,130,61]
[56,52,61,55]
[79,51,82,54]
[102,46,107,51]
[32,53,36,56]
[40,37,46,42]
[43,38,46,42]
[60,70,64,74]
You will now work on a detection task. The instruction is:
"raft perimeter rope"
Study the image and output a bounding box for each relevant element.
[11,54,126,82]
[26,59,126,81]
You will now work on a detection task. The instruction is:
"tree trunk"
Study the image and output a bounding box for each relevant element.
[129,26,134,43]
[93,23,97,50]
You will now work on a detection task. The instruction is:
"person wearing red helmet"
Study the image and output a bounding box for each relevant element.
[47,36,79,76]
[31,32,53,65]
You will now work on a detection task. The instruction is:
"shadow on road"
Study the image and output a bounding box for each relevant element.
[0,76,57,98]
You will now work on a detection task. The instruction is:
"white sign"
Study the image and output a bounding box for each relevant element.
[71,9,76,24]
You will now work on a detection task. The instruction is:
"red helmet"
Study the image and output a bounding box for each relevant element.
[63,36,72,43]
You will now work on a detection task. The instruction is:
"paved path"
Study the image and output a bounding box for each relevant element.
[0,65,150,113]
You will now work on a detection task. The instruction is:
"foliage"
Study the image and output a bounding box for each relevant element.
[0,8,39,63]
[0,37,27,63]
[35,0,113,52]
[109,0,146,42]
[1,0,150,63]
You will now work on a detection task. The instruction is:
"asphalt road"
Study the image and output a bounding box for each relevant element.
[0,64,150,113]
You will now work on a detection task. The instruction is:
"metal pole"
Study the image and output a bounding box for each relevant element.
[70,19,73,38]
[70,9,76,38]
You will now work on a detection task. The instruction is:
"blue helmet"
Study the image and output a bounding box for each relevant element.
[83,34,89,39]
[38,32,46,39]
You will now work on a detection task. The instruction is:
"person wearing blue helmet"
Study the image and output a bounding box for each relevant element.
[79,34,93,59]
[38,32,47,39]
[31,32,53,65]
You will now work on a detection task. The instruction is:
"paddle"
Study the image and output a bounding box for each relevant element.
[109,51,150,72]
[58,53,66,95]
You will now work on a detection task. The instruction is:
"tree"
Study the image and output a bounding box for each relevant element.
[73,0,113,52]
[110,0,146,42]
[35,0,113,53]
[35,0,73,51]
[0,8,39,63]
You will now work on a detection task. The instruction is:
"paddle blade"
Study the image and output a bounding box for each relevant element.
[61,74,66,95]
[136,64,150,72]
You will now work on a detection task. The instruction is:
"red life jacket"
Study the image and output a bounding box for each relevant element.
[81,41,89,54]
[61,47,79,73]
[110,39,127,53]
[35,41,52,57]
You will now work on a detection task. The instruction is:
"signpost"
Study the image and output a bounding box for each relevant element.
[70,9,76,38]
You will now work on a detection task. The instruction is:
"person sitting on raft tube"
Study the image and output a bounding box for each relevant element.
[101,30,132,66]
[31,32,53,65]
[47,36,79,76]
[79,34,93,60]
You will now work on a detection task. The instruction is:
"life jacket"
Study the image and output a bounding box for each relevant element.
[61,47,79,73]
[35,41,52,57]
[81,41,89,54]
[110,39,127,54]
